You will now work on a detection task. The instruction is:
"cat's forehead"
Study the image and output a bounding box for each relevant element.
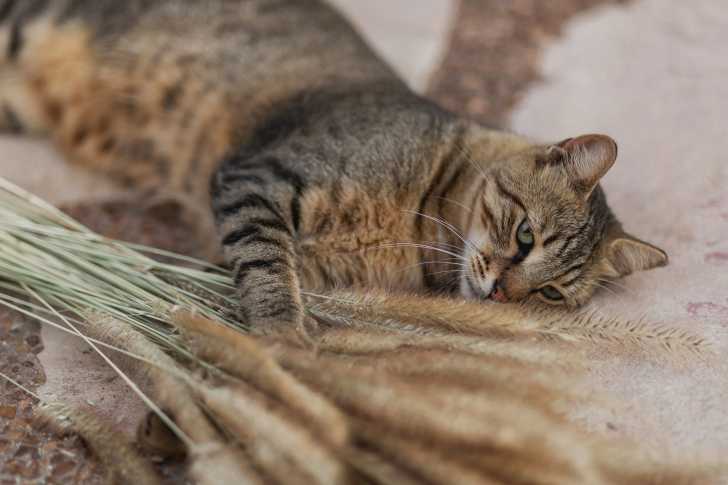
[494,162,590,228]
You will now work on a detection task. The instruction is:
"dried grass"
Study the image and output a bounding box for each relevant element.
[173,311,349,448]
[0,177,722,485]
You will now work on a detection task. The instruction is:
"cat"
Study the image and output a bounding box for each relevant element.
[0,0,667,329]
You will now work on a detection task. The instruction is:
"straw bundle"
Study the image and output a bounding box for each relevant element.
[0,178,719,484]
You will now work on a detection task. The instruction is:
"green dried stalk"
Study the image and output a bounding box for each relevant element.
[0,177,240,360]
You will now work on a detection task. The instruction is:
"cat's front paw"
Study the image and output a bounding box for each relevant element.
[237,302,305,335]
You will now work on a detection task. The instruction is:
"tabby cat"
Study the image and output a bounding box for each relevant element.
[0,0,667,329]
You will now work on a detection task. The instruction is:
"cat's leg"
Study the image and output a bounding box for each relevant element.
[211,153,306,331]
[0,1,235,199]
[0,76,46,135]
[0,2,231,262]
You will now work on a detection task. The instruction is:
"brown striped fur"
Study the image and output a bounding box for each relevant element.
[0,0,667,329]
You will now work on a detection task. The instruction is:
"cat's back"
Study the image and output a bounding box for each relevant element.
[0,0,401,193]
[5,0,397,98]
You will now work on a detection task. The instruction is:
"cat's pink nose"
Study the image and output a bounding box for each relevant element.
[490,287,509,303]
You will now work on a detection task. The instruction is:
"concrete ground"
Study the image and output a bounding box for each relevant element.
[1,0,727,480]
[511,0,728,457]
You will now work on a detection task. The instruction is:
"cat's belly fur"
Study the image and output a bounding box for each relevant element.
[295,184,425,293]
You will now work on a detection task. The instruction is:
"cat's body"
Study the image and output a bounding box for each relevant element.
[0,0,667,329]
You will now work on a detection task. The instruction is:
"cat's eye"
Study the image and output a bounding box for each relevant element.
[516,220,534,248]
[540,285,564,302]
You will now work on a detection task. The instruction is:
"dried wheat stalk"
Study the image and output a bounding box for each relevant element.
[0,177,721,485]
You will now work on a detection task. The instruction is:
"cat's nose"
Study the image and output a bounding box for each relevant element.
[489,281,509,303]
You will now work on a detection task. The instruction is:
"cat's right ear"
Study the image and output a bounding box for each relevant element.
[601,230,669,278]
[546,134,618,197]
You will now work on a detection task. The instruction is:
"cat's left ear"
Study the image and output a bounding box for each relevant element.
[602,229,668,278]
[547,134,618,197]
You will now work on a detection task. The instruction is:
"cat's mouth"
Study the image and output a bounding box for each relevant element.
[464,275,504,303]
[463,276,510,303]
[488,286,509,303]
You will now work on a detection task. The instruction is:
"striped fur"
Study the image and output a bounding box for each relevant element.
[0,0,668,327]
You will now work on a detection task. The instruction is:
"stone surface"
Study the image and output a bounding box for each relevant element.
[429,0,630,127]
[0,309,105,484]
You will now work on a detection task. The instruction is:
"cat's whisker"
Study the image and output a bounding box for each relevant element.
[592,280,634,300]
[325,239,462,258]
[439,257,468,264]
[376,244,467,262]
[433,196,473,214]
[595,278,635,298]
[592,282,620,298]
[395,239,462,251]
[434,262,468,267]
[402,210,478,255]
[597,278,634,293]
[393,261,468,276]
[426,269,466,278]
[372,242,468,262]
[405,260,468,269]
[417,240,462,251]
[457,145,488,181]
[437,272,467,287]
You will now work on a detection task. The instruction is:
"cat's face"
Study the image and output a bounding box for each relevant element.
[462,134,667,307]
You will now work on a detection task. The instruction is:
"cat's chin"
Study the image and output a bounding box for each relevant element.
[460,275,496,302]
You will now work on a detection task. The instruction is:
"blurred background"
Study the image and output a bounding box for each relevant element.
[1,0,727,482]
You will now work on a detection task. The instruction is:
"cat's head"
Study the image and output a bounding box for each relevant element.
[462,134,667,307]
